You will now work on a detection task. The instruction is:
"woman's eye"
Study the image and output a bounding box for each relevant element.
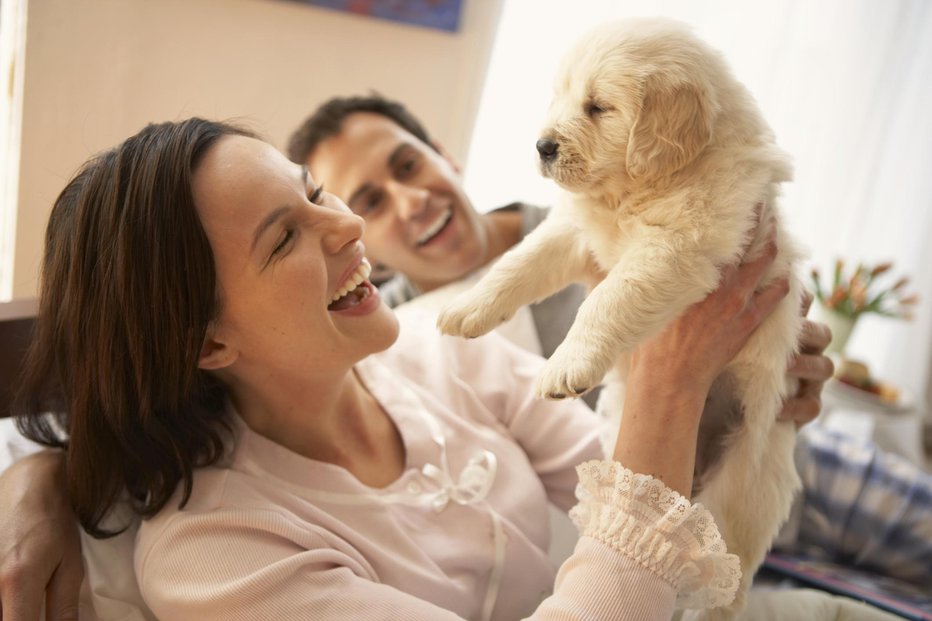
[272,229,294,256]
[309,185,324,204]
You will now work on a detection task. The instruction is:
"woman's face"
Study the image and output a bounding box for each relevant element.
[192,134,399,380]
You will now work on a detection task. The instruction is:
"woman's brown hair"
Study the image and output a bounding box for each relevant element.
[14,119,255,537]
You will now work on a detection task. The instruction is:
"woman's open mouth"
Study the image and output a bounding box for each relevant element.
[328,258,374,311]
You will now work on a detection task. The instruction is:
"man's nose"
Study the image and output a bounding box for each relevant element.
[387,181,430,221]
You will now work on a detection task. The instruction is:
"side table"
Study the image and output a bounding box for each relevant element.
[817,378,926,467]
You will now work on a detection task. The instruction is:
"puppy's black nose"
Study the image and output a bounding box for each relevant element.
[536,138,559,160]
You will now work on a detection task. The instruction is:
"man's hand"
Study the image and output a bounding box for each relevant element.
[779,292,834,427]
[0,450,83,621]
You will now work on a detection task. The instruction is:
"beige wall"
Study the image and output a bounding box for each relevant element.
[12,0,504,298]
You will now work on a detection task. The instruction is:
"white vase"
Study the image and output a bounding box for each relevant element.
[810,302,858,355]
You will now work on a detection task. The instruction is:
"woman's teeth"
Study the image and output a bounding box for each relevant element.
[331,258,372,303]
[416,208,452,246]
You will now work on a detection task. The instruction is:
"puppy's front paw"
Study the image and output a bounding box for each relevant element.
[437,293,515,339]
[536,343,607,400]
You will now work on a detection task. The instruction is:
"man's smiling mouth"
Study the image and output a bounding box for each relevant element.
[416,207,453,247]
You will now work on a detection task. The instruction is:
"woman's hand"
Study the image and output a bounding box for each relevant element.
[629,223,787,403]
[0,450,83,621]
[615,212,789,496]
[779,292,834,427]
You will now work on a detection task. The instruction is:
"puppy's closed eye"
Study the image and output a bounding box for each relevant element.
[585,101,610,118]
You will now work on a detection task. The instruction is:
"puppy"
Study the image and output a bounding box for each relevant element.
[438,18,804,619]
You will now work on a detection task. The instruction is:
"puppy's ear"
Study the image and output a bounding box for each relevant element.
[626,79,712,180]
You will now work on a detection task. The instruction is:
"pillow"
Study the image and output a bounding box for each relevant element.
[0,416,43,472]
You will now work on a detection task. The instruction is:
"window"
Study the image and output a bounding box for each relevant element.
[464,0,932,403]
[0,0,28,302]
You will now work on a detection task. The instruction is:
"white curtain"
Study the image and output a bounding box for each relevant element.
[464,0,932,414]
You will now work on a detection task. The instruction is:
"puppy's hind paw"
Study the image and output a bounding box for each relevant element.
[436,294,513,339]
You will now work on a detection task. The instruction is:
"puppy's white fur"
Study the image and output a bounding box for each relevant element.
[438,19,804,619]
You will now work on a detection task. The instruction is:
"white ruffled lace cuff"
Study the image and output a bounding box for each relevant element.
[569,460,740,609]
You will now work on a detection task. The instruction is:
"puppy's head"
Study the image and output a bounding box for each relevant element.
[538,19,721,195]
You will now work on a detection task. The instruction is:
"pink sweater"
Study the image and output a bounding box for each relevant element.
[135,320,737,620]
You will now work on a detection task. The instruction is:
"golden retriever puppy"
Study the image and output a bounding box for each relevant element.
[438,18,804,619]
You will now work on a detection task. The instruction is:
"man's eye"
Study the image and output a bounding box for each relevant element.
[358,192,383,216]
[397,158,418,177]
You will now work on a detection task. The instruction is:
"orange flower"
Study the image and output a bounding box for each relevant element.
[827,287,846,309]
[892,277,910,291]
[850,281,868,310]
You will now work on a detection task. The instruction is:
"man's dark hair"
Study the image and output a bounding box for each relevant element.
[287,93,437,164]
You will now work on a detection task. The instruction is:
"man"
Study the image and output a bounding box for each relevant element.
[287,95,590,367]
[286,93,932,584]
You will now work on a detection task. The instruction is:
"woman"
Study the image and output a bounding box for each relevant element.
[14,118,788,620]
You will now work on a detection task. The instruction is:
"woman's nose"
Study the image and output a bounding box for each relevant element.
[321,208,365,255]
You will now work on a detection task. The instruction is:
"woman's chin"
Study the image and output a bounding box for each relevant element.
[372,306,401,352]
[351,303,401,358]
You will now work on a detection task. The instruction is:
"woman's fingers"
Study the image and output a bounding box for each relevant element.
[787,351,835,382]
[717,207,770,284]
[798,318,832,355]
[742,276,790,333]
[800,289,814,316]
[735,229,778,291]
[781,319,834,428]
[778,389,823,427]
[738,203,765,255]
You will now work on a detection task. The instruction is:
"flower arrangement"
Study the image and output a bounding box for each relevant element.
[810,259,918,320]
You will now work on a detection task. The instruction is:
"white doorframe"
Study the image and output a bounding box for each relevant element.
[0,0,29,302]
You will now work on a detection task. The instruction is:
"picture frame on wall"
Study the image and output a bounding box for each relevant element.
[293,0,464,33]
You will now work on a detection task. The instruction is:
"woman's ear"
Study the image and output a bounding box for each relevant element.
[626,77,713,180]
[198,324,238,370]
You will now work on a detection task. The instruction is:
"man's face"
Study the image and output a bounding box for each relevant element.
[306,112,488,292]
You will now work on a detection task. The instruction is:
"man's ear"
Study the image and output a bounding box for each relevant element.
[626,77,713,180]
[198,325,238,371]
[430,140,462,174]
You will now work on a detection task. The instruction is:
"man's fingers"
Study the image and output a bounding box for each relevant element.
[45,549,83,621]
[0,563,46,621]
[787,352,835,382]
